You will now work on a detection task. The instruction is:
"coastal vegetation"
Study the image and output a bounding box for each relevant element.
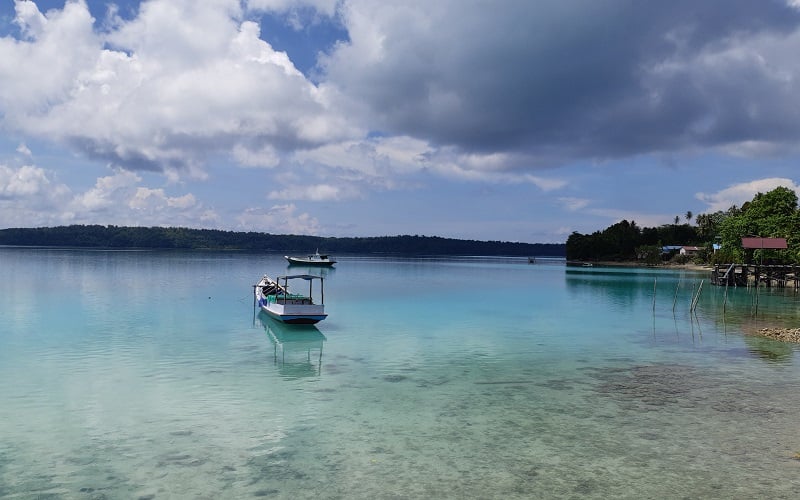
[566,186,800,264]
[0,225,565,257]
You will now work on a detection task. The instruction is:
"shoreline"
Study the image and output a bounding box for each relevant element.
[571,260,711,272]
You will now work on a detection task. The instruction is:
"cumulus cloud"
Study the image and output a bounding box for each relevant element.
[0,0,355,180]
[695,177,800,212]
[72,170,142,212]
[0,164,54,198]
[62,169,214,227]
[0,163,72,226]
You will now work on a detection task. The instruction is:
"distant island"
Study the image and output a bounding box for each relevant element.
[0,225,565,257]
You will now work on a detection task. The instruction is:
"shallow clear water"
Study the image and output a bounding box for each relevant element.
[2,248,800,499]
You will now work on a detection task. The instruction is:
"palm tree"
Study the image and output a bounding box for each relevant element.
[674,215,680,225]
[685,211,693,224]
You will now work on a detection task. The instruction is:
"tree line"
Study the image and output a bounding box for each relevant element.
[0,225,566,257]
[566,186,800,264]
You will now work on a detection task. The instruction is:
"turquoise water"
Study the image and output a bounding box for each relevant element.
[2,248,800,499]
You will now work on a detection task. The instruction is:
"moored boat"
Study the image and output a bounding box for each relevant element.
[285,249,336,266]
[254,274,328,324]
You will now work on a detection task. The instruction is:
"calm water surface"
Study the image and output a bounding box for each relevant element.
[1,248,800,499]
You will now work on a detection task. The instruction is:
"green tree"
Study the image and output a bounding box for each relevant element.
[717,186,799,263]
[635,245,662,266]
[685,211,693,224]
[695,211,726,240]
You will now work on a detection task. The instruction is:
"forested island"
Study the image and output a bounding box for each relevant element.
[0,225,565,257]
[566,186,800,265]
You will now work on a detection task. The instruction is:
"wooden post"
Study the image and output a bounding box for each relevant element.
[673,279,680,312]
[691,279,704,312]
[652,278,657,311]
[723,281,728,314]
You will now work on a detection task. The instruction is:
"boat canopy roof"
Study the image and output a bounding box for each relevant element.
[277,274,324,280]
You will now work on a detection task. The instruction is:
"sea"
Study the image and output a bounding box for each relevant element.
[1,247,800,499]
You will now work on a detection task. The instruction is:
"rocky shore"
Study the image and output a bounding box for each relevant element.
[756,328,800,343]
[748,327,800,343]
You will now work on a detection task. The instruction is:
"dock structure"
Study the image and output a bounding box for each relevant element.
[712,264,800,289]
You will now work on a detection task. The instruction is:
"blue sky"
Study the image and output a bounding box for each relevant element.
[2,0,800,243]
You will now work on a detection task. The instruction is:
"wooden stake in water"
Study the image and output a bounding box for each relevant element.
[723,282,729,314]
[673,279,681,312]
[690,279,704,312]
[652,278,657,311]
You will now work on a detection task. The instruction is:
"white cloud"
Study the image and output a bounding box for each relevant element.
[16,143,32,157]
[60,168,213,227]
[0,163,73,227]
[0,159,222,228]
[129,187,198,211]
[558,197,591,212]
[73,170,141,212]
[695,177,800,212]
[233,143,281,168]
[268,183,360,201]
[1,0,356,179]
[0,164,53,197]
[246,0,340,18]
[292,136,568,192]
[13,0,48,39]
[236,203,320,234]
[294,136,430,179]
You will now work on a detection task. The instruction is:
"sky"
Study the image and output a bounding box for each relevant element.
[2,1,800,243]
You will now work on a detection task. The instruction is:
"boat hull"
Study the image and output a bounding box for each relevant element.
[285,256,336,266]
[261,306,327,324]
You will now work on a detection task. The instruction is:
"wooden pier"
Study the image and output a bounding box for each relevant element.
[712,264,800,289]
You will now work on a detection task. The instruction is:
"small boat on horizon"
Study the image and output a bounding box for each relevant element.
[285,249,336,267]
[254,274,328,324]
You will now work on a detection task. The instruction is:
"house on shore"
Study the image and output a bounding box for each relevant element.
[679,246,702,256]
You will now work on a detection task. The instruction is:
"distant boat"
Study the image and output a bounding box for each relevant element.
[254,274,328,324]
[285,249,336,267]
[528,256,536,264]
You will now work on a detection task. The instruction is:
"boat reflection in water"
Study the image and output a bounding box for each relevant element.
[257,312,327,378]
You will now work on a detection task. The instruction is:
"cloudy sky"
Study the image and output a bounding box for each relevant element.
[2,0,800,243]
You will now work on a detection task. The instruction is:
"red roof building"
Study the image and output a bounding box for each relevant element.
[741,237,788,249]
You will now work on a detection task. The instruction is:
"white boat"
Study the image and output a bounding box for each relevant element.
[285,249,336,267]
[254,274,328,324]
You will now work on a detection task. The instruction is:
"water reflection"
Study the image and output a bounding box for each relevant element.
[564,268,653,308]
[283,263,336,278]
[257,313,327,378]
